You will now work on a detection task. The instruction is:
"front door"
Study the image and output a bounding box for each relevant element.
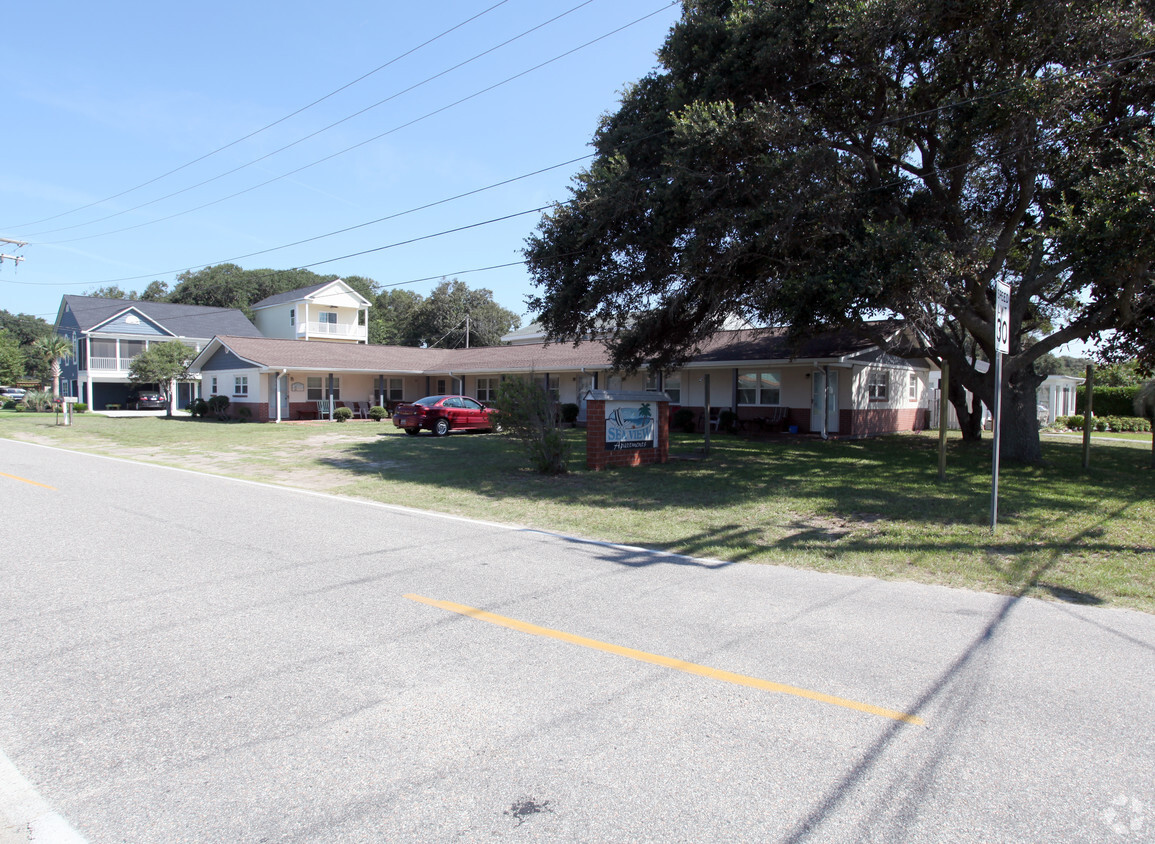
[810,370,840,433]
[270,374,289,420]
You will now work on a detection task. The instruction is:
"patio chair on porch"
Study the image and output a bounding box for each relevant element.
[354,401,370,419]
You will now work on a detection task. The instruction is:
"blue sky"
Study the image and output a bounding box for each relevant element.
[1,0,682,325]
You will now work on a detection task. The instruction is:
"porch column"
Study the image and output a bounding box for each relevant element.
[327,372,334,420]
[274,373,282,423]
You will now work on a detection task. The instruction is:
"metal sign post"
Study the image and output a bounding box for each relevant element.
[991,280,1011,534]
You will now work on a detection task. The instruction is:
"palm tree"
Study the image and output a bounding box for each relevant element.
[33,335,72,399]
[1135,380,1155,470]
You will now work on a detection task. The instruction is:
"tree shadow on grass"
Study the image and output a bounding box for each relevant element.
[326,432,1155,586]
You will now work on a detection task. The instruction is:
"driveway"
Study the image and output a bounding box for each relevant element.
[1,438,1153,842]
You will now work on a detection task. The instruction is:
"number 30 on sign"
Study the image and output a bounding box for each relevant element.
[995,280,1011,355]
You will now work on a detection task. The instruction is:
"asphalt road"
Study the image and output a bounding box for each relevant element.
[1,438,1152,843]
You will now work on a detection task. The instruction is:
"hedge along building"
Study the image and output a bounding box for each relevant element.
[188,322,932,437]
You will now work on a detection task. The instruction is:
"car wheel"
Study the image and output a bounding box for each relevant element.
[432,417,450,437]
[404,427,420,436]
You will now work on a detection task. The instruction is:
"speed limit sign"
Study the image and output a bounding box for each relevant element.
[995,280,1011,354]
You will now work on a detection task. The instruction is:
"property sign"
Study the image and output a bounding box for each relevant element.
[604,401,657,451]
[995,280,1011,355]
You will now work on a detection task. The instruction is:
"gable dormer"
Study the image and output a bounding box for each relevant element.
[251,279,371,343]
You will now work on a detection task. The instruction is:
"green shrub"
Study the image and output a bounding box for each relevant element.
[1101,415,1150,432]
[719,409,739,432]
[672,407,696,432]
[2,399,15,410]
[334,406,353,422]
[492,377,570,474]
[1078,385,1139,417]
[207,395,230,420]
[23,390,54,412]
[187,398,208,418]
[368,405,387,422]
[73,402,87,413]
[561,402,579,424]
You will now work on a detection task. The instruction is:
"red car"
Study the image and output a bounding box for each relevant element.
[391,395,502,436]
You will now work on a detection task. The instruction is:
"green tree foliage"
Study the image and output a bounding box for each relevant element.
[0,310,52,382]
[0,330,25,384]
[371,289,425,346]
[492,377,570,474]
[166,264,265,315]
[524,0,1155,463]
[410,279,520,348]
[84,285,134,299]
[1035,354,1095,378]
[140,281,170,301]
[128,340,196,416]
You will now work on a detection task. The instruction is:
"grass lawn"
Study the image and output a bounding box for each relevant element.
[4,410,1153,612]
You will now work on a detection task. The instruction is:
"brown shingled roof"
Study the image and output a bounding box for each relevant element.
[207,323,898,375]
[209,335,612,374]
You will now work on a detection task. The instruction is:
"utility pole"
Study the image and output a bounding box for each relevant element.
[0,236,27,267]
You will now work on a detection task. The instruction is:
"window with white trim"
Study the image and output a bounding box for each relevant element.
[234,376,248,396]
[307,376,339,400]
[737,371,781,405]
[536,375,560,401]
[477,377,498,402]
[868,371,889,401]
[387,378,403,401]
[289,308,295,326]
[210,377,218,395]
[645,371,660,391]
[664,373,681,403]
[909,373,918,401]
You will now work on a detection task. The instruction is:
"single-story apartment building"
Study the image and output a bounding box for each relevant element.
[189,323,934,437]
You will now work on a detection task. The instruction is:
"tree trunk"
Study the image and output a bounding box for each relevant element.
[947,377,984,441]
[999,369,1044,463]
[1149,416,1154,470]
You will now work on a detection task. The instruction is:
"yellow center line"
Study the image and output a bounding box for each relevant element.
[405,593,924,725]
[0,471,56,490]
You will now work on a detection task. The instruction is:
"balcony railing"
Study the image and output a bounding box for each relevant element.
[299,321,366,340]
[89,357,136,371]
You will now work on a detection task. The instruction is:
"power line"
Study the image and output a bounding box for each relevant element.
[0,205,550,289]
[31,1,678,247]
[2,0,515,231]
[23,0,599,239]
[48,154,596,285]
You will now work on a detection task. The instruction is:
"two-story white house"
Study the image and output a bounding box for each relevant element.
[250,279,371,344]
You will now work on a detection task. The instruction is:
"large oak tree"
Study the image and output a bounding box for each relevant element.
[525,0,1155,462]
